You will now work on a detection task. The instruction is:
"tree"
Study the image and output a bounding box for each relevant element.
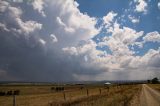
[151,77,159,84]
[147,80,151,83]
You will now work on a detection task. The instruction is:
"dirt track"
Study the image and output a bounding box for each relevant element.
[140,84,160,106]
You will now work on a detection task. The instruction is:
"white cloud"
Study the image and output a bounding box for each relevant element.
[103,11,117,26]
[32,0,46,17]
[158,2,160,10]
[135,0,148,13]
[56,17,65,27]
[15,19,42,35]
[129,48,160,68]
[60,1,99,36]
[0,0,9,12]
[39,38,46,45]
[132,31,160,48]
[7,6,22,18]
[63,39,124,71]
[50,34,58,43]
[63,40,97,56]
[0,23,10,32]
[12,0,23,3]
[62,47,78,55]
[56,17,75,33]
[106,22,144,46]
[0,0,99,47]
[45,0,99,46]
[1,0,160,81]
[0,2,42,36]
[133,42,143,48]
[84,22,148,74]
[128,15,140,23]
[143,31,160,43]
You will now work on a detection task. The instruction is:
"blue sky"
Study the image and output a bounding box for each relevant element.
[77,0,160,32]
[0,0,160,81]
[77,0,160,56]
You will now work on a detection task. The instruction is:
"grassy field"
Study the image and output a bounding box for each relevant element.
[59,85,141,106]
[147,84,160,92]
[0,84,141,106]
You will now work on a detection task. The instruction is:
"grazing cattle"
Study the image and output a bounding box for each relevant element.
[55,87,64,92]
[13,90,20,95]
[51,87,55,90]
[0,90,20,96]
[7,91,12,95]
[0,91,5,96]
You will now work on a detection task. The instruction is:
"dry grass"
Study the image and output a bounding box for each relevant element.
[147,84,160,92]
[0,84,141,106]
[51,85,141,106]
[0,85,54,95]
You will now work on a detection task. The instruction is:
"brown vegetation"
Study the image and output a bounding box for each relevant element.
[0,84,141,106]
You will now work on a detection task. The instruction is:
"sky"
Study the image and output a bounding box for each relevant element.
[0,0,160,82]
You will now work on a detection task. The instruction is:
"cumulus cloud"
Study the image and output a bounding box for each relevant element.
[91,21,160,80]
[39,38,46,45]
[11,0,23,3]
[50,34,58,43]
[134,0,148,14]
[63,47,78,56]
[63,40,110,73]
[0,2,42,36]
[130,31,160,48]
[105,22,144,46]
[63,36,160,80]
[16,20,42,35]
[103,11,117,26]
[0,0,159,81]
[0,0,9,12]
[31,0,46,17]
[128,15,140,24]
[56,17,75,33]
[43,0,99,47]
[0,23,10,32]
[143,31,160,43]
[0,0,100,81]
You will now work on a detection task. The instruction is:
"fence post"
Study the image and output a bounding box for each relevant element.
[86,89,89,96]
[13,95,16,106]
[99,88,102,94]
[63,92,66,101]
[107,86,109,92]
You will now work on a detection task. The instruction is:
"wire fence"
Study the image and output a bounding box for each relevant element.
[0,85,138,106]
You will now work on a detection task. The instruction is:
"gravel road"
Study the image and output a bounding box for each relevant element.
[140,84,160,106]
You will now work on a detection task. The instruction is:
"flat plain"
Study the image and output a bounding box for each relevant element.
[0,83,142,106]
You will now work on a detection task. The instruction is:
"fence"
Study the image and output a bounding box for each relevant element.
[0,84,136,106]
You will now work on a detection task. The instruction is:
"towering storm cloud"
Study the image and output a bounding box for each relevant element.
[0,0,160,81]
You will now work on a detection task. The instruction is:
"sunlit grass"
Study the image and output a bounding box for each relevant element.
[0,84,141,106]
[147,84,160,92]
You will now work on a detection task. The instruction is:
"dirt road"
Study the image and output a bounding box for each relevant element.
[140,84,160,106]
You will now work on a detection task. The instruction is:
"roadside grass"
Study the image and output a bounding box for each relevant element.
[147,84,160,92]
